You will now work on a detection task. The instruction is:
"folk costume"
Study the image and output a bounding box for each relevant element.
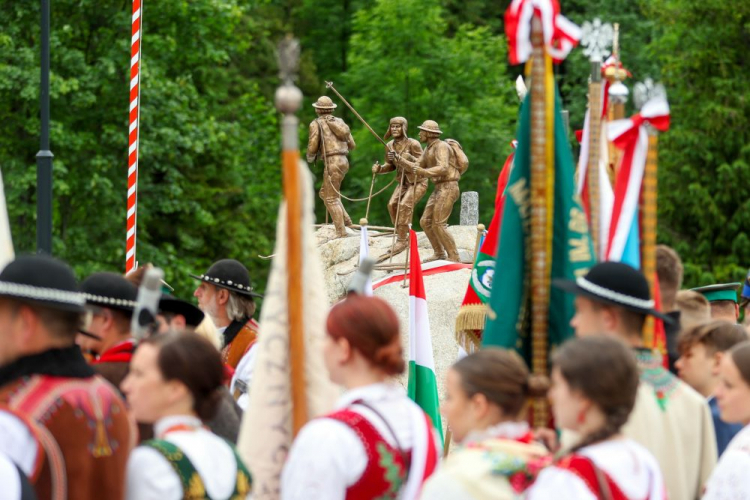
[126,415,252,500]
[0,255,136,500]
[623,348,717,500]
[189,259,262,371]
[526,439,665,500]
[229,343,257,410]
[0,452,37,500]
[81,272,139,392]
[281,382,439,500]
[703,423,750,499]
[554,262,717,500]
[419,422,550,500]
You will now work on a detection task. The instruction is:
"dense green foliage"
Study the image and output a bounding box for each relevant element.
[0,0,748,299]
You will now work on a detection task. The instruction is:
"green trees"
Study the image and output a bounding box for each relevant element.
[0,1,280,295]
[646,0,750,285]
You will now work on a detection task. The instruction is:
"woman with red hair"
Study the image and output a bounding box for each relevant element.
[282,295,439,499]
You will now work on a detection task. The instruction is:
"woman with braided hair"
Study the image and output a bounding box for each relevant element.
[527,337,665,500]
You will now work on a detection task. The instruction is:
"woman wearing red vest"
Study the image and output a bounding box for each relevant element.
[526,337,665,500]
[282,295,439,499]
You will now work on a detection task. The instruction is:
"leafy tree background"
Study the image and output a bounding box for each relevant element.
[0,0,748,302]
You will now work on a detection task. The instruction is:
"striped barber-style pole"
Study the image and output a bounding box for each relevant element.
[126,0,143,273]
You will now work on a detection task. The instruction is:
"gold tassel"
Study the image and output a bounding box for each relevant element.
[454,304,488,332]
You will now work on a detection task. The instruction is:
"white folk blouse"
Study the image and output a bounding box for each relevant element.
[125,415,249,500]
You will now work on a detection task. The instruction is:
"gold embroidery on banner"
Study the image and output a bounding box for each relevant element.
[508,178,530,221]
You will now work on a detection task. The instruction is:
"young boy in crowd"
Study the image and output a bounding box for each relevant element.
[676,320,749,455]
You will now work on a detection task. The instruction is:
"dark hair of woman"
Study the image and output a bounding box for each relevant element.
[452,348,548,418]
[553,336,640,452]
[730,340,750,386]
[326,295,405,376]
[141,331,224,421]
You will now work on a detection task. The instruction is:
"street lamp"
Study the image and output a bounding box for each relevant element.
[36,0,53,254]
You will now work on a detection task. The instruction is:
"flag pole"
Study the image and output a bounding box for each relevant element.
[580,18,613,259]
[635,80,667,350]
[276,36,307,436]
[473,224,485,261]
[604,24,629,182]
[529,17,552,428]
[641,133,658,348]
[125,0,144,273]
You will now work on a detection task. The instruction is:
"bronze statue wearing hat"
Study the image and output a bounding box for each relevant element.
[400,120,462,262]
[306,96,356,238]
[372,117,428,259]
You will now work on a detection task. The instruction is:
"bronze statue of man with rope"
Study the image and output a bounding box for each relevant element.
[372,117,427,260]
[306,96,356,238]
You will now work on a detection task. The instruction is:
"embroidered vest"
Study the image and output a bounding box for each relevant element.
[327,409,409,500]
[143,439,252,500]
[0,375,135,500]
[555,454,628,500]
[222,319,259,369]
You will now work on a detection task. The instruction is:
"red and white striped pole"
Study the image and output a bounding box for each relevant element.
[125,0,143,273]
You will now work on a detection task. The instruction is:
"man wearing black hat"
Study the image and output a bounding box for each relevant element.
[81,272,139,391]
[156,294,205,333]
[0,255,134,500]
[191,259,261,370]
[555,261,717,500]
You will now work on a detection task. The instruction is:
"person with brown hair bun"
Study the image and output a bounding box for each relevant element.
[282,295,440,500]
[419,348,550,499]
[527,337,665,500]
[703,340,750,498]
[122,332,252,499]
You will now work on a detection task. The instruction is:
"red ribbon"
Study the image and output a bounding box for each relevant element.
[612,113,670,150]
[505,0,581,65]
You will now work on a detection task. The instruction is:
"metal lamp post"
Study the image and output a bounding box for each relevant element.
[36,0,53,254]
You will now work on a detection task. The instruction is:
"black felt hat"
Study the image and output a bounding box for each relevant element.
[81,272,138,312]
[0,255,85,313]
[159,294,205,327]
[552,261,672,322]
[189,259,262,298]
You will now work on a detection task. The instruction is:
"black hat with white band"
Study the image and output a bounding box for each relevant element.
[0,255,85,313]
[81,272,138,313]
[553,261,673,323]
[189,259,262,298]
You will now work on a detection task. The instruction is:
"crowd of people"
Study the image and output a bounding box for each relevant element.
[1,243,750,499]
